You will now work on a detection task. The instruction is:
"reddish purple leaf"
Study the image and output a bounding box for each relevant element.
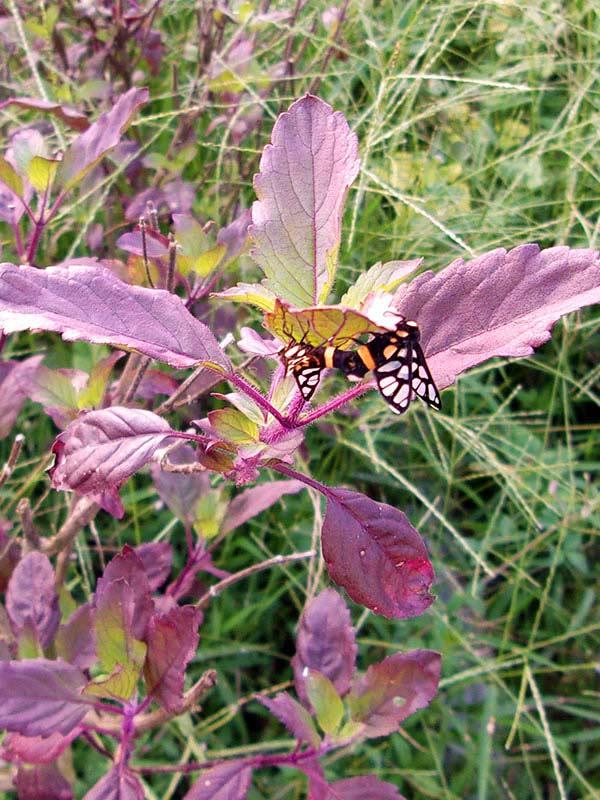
[49,408,176,514]
[116,228,169,258]
[316,776,404,800]
[184,761,253,800]
[134,542,173,591]
[83,765,144,800]
[0,262,230,370]
[217,209,252,263]
[54,604,96,670]
[0,524,20,592]
[257,691,320,747]
[322,489,435,619]
[349,650,441,737]
[251,94,360,306]
[0,658,88,736]
[292,588,356,706]
[134,369,179,400]
[6,551,60,650]
[1,729,80,764]
[394,244,600,391]
[151,444,210,527]
[143,605,200,711]
[57,88,148,190]
[221,479,304,533]
[0,96,89,131]
[97,546,154,641]
[14,762,73,800]
[0,355,43,438]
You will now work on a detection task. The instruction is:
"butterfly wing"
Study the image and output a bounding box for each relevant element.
[410,341,441,410]
[281,343,323,401]
[373,339,441,414]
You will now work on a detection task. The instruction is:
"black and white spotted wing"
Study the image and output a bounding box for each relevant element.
[281,342,324,402]
[373,339,441,415]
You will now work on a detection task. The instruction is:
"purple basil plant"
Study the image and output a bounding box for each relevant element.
[0,90,599,798]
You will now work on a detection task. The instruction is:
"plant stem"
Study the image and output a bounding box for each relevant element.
[227,372,292,428]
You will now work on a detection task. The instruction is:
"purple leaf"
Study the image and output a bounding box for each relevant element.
[184,761,253,800]
[83,765,144,800]
[143,605,200,712]
[49,408,176,515]
[57,88,148,191]
[394,244,600,392]
[251,94,360,306]
[0,658,88,736]
[237,326,280,356]
[0,262,230,370]
[134,542,173,591]
[217,209,252,263]
[292,589,356,706]
[14,762,73,800]
[0,525,21,592]
[0,96,89,131]
[116,228,169,258]
[1,729,80,764]
[257,691,320,747]
[317,776,404,800]
[322,489,435,619]
[0,355,43,438]
[6,551,60,650]
[221,480,304,533]
[54,604,96,669]
[151,444,210,527]
[97,546,154,640]
[348,650,441,737]
[134,369,179,400]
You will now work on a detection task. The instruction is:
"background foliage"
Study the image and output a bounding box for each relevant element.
[1,0,599,797]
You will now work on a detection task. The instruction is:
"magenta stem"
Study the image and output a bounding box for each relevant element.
[228,372,293,428]
[271,461,332,499]
[294,381,375,427]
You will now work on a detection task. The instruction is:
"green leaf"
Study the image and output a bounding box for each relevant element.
[0,157,23,197]
[194,489,229,540]
[340,259,422,309]
[208,408,260,444]
[212,282,277,312]
[26,156,59,193]
[305,670,344,735]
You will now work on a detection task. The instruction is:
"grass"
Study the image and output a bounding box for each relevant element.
[1,0,599,797]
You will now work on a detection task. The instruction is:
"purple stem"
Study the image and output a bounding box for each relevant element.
[272,461,332,500]
[294,381,375,427]
[228,372,293,428]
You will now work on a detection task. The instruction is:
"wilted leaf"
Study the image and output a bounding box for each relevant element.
[83,764,144,800]
[292,588,356,706]
[1,729,80,764]
[340,259,422,309]
[213,282,277,312]
[394,244,600,391]
[251,94,360,306]
[151,444,210,527]
[348,650,441,737]
[257,691,320,747]
[54,604,96,669]
[0,262,230,370]
[13,762,73,800]
[0,96,89,131]
[6,552,60,650]
[322,489,435,619]
[264,299,386,348]
[0,658,88,736]
[57,87,148,191]
[143,605,200,712]
[49,408,176,514]
[184,761,253,800]
[222,479,304,533]
[305,670,344,735]
[134,542,173,591]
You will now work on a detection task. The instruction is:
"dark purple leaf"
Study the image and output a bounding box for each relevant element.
[14,762,73,800]
[348,650,441,737]
[257,691,320,747]
[251,94,360,306]
[0,96,89,131]
[221,480,304,533]
[134,369,179,400]
[143,605,200,712]
[184,761,253,800]
[83,765,144,800]
[96,546,154,640]
[1,729,80,764]
[134,542,173,591]
[217,209,252,263]
[0,355,43,438]
[394,244,600,391]
[0,262,230,370]
[54,604,96,669]
[0,658,88,736]
[292,588,356,706]
[6,551,60,650]
[317,776,404,800]
[57,88,148,191]
[0,525,21,592]
[151,444,210,527]
[49,408,176,514]
[322,489,435,619]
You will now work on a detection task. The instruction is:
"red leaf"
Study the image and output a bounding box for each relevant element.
[322,489,434,619]
[184,761,253,800]
[257,691,320,747]
[143,605,200,712]
[292,589,356,707]
[222,479,304,533]
[14,762,73,800]
[0,262,229,370]
[1,729,80,764]
[49,408,176,514]
[349,650,441,737]
[394,243,600,391]
[0,658,88,736]
[83,765,144,800]
[6,551,60,649]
